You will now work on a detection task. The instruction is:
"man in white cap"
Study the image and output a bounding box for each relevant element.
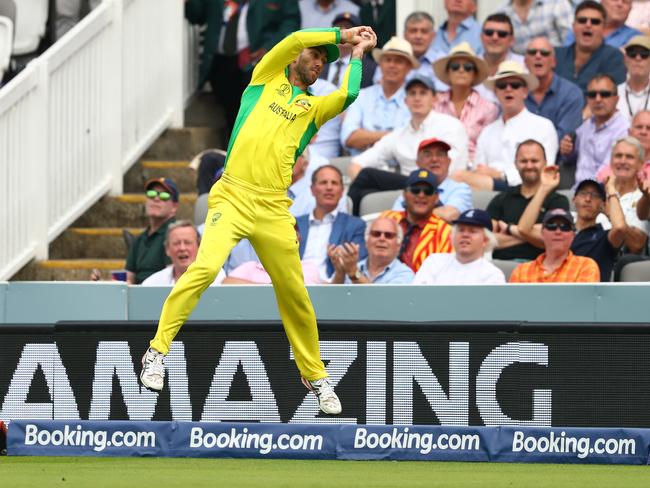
[341,36,418,155]
[617,35,650,121]
[452,60,558,191]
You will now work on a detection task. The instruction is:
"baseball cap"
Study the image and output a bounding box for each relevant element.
[542,208,574,228]
[575,179,606,200]
[405,74,436,93]
[418,137,451,152]
[318,44,340,64]
[453,209,493,231]
[332,12,361,28]
[405,169,438,189]
[623,35,650,51]
[144,177,179,202]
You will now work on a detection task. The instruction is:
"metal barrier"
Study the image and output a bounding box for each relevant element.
[0,0,189,280]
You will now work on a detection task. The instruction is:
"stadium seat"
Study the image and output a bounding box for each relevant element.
[472,190,498,210]
[491,259,519,281]
[329,155,352,185]
[557,189,575,211]
[619,260,650,282]
[12,0,48,56]
[0,16,12,81]
[194,192,209,225]
[359,189,402,217]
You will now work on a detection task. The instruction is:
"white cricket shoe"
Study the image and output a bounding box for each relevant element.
[140,347,165,391]
[302,377,342,415]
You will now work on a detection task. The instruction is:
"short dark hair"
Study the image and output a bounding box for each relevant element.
[483,13,514,35]
[515,139,547,161]
[311,164,343,185]
[575,1,607,21]
[587,73,617,91]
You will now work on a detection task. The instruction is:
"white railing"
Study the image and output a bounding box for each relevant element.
[0,0,189,281]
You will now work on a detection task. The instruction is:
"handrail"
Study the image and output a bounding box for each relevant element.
[0,0,189,281]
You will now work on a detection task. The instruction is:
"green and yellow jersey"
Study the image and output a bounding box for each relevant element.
[224,28,362,191]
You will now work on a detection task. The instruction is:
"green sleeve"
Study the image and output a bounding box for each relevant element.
[314,58,362,128]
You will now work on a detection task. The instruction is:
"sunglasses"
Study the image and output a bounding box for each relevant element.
[576,190,603,200]
[525,48,552,57]
[495,80,525,90]
[483,28,510,38]
[575,16,603,26]
[448,61,476,72]
[369,230,397,239]
[543,222,573,232]
[625,48,650,60]
[407,186,436,196]
[146,189,172,201]
[585,90,615,99]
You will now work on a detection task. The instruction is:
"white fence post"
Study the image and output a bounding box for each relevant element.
[107,0,124,196]
[169,0,185,128]
[34,60,51,260]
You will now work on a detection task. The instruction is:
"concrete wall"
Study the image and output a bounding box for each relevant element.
[0,282,647,324]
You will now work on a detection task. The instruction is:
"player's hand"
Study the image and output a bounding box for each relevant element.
[341,26,375,46]
[540,165,560,191]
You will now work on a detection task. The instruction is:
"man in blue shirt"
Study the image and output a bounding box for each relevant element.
[564,0,642,49]
[524,36,584,141]
[432,0,483,55]
[555,0,627,91]
[329,216,414,284]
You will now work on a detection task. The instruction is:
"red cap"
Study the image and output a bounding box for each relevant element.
[418,138,451,152]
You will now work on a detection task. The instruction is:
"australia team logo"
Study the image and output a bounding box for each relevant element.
[276,83,291,97]
[293,98,312,112]
[209,212,222,226]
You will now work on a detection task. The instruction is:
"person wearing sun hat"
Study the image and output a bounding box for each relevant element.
[432,42,498,161]
[341,36,418,154]
[451,60,558,192]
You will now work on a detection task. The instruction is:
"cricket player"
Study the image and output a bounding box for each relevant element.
[140,26,377,415]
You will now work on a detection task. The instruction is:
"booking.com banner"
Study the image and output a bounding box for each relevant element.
[7,421,650,464]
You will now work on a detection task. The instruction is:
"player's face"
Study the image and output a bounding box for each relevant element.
[515,144,546,185]
[453,224,487,261]
[311,167,344,212]
[295,48,328,87]
[165,226,199,271]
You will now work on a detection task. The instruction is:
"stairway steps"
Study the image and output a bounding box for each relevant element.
[12,259,127,281]
[49,227,144,259]
[124,159,196,193]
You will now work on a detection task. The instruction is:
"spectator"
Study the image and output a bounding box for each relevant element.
[517,168,626,281]
[561,74,630,186]
[346,75,469,213]
[453,61,558,191]
[413,209,505,284]
[319,13,377,89]
[432,0,483,55]
[125,178,179,284]
[189,149,226,195]
[185,0,300,142]
[616,35,650,121]
[296,165,367,280]
[402,12,446,90]
[509,208,600,282]
[223,260,322,284]
[142,221,226,286]
[299,0,360,29]
[359,0,396,48]
[329,216,414,283]
[555,1,626,91]
[475,13,524,104]
[497,0,573,54]
[433,42,499,161]
[627,1,650,36]
[599,111,650,182]
[389,138,473,223]
[340,36,416,155]
[380,169,453,272]
[54,0,101,41]
[309,77,345,159]
[486,139,570,261]
[524,37,584,141]
[564,0,642,48]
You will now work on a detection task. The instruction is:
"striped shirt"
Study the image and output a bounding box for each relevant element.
[498,0,573,54]
[380,210,453,272]
[509,251,600,283]
[434,90,499,163]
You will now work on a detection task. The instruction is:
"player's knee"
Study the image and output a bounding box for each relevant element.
[187,260,221,283]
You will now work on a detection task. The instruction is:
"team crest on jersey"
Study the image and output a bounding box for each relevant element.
[276,83,291,97]
[293,98,312,112]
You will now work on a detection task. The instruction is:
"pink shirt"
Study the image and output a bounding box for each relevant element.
[228,260,322,284]
[434,90,499,162]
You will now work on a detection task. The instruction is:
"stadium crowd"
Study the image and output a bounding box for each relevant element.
[46,0,650,285]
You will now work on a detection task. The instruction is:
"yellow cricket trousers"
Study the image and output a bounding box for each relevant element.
[149,174,328,381]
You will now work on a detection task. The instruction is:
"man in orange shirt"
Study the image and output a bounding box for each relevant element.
[380,169,453,272]
[510,208,600,283]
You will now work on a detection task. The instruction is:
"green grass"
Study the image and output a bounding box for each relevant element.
[2,457,650,488]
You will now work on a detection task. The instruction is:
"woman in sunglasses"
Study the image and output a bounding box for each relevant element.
[432,42,498,162]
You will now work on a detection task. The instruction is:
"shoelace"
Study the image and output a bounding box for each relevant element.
[313,379,336,401]
[145,352,164,378]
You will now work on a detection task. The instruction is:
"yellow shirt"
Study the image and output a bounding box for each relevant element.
[224,28,361,190]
